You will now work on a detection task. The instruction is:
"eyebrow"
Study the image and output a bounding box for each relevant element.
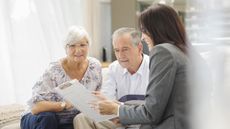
[114,47,130,50]
[78,41,88,44]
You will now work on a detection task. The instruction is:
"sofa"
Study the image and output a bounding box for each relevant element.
[0,104,24,129]
[0,67,109,129]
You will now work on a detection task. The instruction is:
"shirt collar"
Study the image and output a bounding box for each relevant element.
[135,54,147,76]
[122,68,129,75]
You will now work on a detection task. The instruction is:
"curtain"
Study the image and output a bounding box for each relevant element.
[0,0,84,105]
[83,0,102,59]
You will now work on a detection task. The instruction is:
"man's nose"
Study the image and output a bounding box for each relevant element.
[118,51,126,58]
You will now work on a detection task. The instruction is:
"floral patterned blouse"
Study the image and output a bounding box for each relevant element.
[22,57,102,124]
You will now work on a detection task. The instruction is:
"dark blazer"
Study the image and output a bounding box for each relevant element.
[119,43,189,129]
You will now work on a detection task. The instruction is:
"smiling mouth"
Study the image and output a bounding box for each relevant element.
[119,60,128,62]
[75,55,83,57]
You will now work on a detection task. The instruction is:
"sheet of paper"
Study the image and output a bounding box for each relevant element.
[55,79,117,122]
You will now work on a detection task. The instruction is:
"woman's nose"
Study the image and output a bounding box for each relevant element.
[73,47,82,52]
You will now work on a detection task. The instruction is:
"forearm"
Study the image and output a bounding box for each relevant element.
[119,104,152,125]
[31,101,63,115]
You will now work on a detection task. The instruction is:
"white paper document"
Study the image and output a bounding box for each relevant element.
[55,79,117,122]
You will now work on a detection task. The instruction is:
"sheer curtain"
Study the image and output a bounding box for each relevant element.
[0,0,84,105]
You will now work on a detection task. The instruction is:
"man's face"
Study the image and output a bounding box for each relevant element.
[113,34,141,69]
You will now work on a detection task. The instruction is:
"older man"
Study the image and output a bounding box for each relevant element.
[73,27,149,129]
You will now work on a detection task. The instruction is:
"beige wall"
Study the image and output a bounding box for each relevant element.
[111,0,138,60]
[111,0,137,31]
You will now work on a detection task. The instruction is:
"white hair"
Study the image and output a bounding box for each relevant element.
[112,27,141,46]
[63,26,91,47]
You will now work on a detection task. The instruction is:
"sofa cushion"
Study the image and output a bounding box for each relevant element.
[0,104,25,128]
[0,120,20,129]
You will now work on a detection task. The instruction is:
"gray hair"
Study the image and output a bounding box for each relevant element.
[112,27,141,46]
[63,26,90,47]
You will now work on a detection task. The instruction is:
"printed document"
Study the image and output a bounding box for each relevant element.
[55,79,117,122]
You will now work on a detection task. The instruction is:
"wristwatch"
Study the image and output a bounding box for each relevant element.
[60,101,66,110]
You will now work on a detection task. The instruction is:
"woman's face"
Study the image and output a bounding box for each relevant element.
[141,33,154,51]
[66,37,89,63]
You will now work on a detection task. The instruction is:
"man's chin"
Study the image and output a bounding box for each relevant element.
[120,63,129,68]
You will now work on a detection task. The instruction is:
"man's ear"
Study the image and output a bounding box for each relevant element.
[137,42,143,53]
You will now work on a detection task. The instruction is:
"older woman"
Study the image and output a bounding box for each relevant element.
[20,26,102,129]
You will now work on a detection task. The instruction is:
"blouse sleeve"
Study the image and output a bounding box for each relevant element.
[27,65,63,107]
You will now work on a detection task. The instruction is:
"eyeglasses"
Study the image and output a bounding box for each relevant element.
[67,43,88,49]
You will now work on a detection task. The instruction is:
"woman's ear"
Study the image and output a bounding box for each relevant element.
[65,45,68,55]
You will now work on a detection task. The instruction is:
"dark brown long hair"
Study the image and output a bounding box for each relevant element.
[139,4,188,54]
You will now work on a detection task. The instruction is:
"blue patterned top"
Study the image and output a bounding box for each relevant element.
[22,57,102,124]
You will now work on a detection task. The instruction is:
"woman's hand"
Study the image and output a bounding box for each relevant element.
[91,91,108,100]
[97,100,119,115]
[90,91,119,115]
[64,101,74,110]
[110,117,121,126]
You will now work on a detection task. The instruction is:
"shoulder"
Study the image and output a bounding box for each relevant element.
[143,54,150,64]
[108,60,124,72]
[151,43,186,59]
[88,57,102,67]
[150,43,188,67]
[40,60,66,80]
[151,43,173,54]
[87,57,102,74]
[149,44,173,61]
[109,60,120,68]
[46,61,62,73]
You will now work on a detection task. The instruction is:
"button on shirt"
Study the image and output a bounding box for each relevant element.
[101,54,149,100]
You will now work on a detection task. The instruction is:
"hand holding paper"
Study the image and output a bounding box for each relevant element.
[65,100,74,110]
[55,79,117,122]
[97,100,119,115]
[90,91,120,115]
